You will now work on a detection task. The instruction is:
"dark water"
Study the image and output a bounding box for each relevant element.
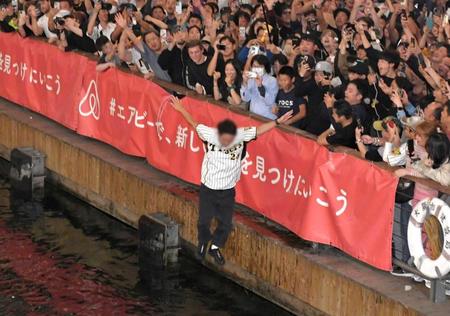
[0,179,292,316]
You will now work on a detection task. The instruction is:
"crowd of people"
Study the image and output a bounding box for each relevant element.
[1,0,450,275]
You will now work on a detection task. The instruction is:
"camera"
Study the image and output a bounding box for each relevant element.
[54,17,65,26]
[292,37,300,47]
[217,44,226,51]
[101,2,112,11]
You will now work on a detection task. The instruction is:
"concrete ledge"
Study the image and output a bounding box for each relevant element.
[1,98,448,316]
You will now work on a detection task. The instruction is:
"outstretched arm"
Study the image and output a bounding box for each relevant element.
[256,110,293,137]
[170,96,198,129]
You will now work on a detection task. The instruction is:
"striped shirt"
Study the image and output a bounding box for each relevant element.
[196,124,257,190]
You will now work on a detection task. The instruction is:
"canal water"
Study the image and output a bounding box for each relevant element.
[0,178,292,316]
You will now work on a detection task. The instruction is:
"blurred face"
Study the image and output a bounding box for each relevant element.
[224,63,237,80]
[299,39,315,55]
[220,38,234,57]
[344,83,361,104]
[98,9,109,22]
[335,12,348,29]
[251,60,265,75]
[188,45,204,64]
[188,27,201,40]
[238,16,249,27]
[423,102,441,123]
[188,17,202,28]
[377,59,391,76]
[331,109,343,124]
[281,9,291,24]
[356,48,367,60]
[415,131,428,147]
[60,0,71,10]
[145,32,162,51]
[314,71,326,85]
[218,134,235,147]
[165,0,176,15]
[397,44,410,61]
[102,41,114,55]
[321,32,337,49]
[152,7,165,21]
[254,6,263,19]
[277,74,293,90]
[39,0,51,13]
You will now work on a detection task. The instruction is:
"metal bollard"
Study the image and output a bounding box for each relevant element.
[9,147,45,201]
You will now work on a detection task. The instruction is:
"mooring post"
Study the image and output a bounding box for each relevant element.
[9,147,45,201]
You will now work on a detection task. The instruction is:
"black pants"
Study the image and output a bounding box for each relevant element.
[198,184,235,248]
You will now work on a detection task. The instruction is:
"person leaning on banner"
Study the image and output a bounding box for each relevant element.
[318,98,357,149]
[0,0,17,32]
[240,54,278,120]
[355,116,403,162]
[169,95,292,266]
[114,12,172,82]
[95,35,123,72]
[53,12,96,53]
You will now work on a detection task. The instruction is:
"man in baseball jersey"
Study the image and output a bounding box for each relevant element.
[171,96,293,265]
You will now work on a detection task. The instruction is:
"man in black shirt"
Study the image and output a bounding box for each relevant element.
[0,0,16,33]
[184,40,213,95]
[318,100,357,149]
[273,66,306,129]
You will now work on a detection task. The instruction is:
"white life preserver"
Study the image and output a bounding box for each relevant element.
[408,198,450,279]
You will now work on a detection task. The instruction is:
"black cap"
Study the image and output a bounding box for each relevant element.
[348,60,369,75]
[294,54,316,70]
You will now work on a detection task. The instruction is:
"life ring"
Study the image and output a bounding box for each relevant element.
[408,198,450,279]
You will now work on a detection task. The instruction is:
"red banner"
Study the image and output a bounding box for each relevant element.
[0,33,398,270]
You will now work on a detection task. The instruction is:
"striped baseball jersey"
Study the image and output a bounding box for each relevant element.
[196,124,257,190]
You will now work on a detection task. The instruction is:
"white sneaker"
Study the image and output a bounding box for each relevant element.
[390,270,414,277]
[412,274,424,282]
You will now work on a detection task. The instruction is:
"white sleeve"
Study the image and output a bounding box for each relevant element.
[236,127,257,143]
[196,124,217,143]
[383,142,407,166]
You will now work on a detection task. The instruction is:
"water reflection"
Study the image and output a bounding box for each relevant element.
[0,179,291,316]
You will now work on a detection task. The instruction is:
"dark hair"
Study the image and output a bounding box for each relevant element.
[349,79,368,98]
[425,133,450,169]
[272,53,288,66]
[188,13,202,23]
[219,35,235,45]
[151,5,164,16]
[333,100,353,119]
[333,8,350,20]
[356,16,374,28]
[187,25,202,36]
[186,39,203,50]
[95,35,110,51]
[251,54,271,73]
[218,119,237,135]
[278,66,296,78]
[379,50,401,69]
[224,59,242,86]
[204,2,218,14]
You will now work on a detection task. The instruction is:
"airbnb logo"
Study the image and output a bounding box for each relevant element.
[79,80,100,120]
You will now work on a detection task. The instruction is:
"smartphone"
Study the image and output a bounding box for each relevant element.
[160,29,167,41]
[175,1,182,14]
[426,12,433,29]
[239,26,246,39]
